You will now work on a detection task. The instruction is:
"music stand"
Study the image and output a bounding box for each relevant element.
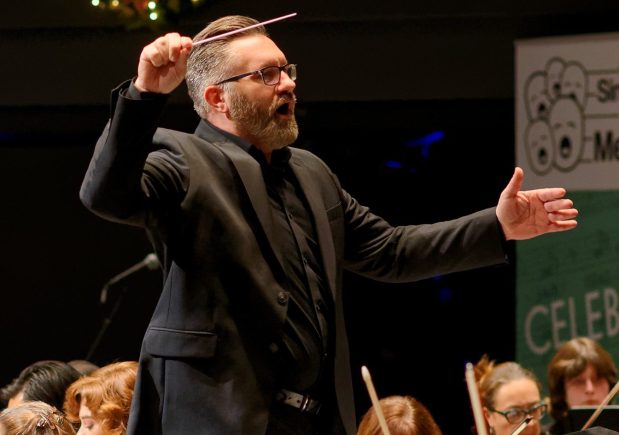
[567,406,619,434]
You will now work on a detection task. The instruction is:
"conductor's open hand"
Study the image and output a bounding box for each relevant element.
[134,33,193,94]
[496,167,578,241]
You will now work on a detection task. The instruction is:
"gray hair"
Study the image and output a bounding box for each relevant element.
[186,15,268,118]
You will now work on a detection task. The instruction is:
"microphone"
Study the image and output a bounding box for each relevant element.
[99,253,160,304]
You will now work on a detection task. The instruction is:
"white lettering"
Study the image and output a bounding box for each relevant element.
[586,290,603,340]
[604,287,619,337]
[551,299,568,347]
[525,305,551,355]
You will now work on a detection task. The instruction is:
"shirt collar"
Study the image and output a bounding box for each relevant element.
[196,119,291,169]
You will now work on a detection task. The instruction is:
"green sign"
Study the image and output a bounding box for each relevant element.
[516,190,619,394]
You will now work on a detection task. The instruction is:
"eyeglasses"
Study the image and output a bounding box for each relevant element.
[215,63,297,86]
[488,402,547,424]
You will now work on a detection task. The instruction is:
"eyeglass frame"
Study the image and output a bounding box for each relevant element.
[214,63,297,86]
[487,401,547,424]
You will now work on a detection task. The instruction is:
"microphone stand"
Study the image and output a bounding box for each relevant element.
[85,253,160,361]
[86,284,130,361]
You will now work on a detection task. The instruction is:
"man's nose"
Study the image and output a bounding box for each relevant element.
[585,378,595,393]
[278,71,296,92]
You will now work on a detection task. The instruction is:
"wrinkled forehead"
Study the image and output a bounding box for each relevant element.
[493,378,540,409]
[226,34,287,72]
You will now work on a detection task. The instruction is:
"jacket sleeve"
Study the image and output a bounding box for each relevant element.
[79,80,188,227]
[340,187,508,282]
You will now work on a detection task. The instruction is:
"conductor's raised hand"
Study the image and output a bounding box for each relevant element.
[496,167,579,241]
[134,33,193,94]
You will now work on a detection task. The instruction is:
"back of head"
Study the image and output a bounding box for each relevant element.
[548,337,617,421]
[357,395,443,435]
[1,361,81,411]
[186,15,268,118]
[64,361,138,435]
[67,360,99,377]
[0,401,76,435]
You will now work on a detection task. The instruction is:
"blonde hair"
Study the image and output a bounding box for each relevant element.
[0,401,76,435]
[474,355,542,409]
[64,361,138,435]
[186,15,268,118]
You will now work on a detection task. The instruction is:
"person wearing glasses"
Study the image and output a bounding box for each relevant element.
[546,337,618,434]
[79,14,578,435]
[474,355,547,435]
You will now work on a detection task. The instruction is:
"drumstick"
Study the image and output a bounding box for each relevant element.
[193,13,297,47]
[361,366,391,435]
[581,379,619,430]
[465,363,489,435]
[511,416,532,435]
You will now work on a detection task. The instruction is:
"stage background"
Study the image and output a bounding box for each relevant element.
[4,1,619,433]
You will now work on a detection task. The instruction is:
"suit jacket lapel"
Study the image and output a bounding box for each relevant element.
[194,121,287,278]
[290,156,337,301]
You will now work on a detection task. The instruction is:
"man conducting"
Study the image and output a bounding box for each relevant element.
[80,15,578,435]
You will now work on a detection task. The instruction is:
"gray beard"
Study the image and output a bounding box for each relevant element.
[227,89,299,150]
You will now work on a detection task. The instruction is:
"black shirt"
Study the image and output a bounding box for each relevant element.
[207,120,334,394]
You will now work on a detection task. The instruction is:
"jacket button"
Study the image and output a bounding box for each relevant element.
[277,291,289,305]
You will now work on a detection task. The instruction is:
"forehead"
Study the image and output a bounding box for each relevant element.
[493,378,540,409]
[227,34,286,69]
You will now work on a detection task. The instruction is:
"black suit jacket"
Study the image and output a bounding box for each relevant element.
[80,81,508,435]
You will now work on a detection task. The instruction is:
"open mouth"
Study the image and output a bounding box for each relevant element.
[275,101,294,117]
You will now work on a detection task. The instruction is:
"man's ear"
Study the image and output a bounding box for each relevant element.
[204,85,228,114]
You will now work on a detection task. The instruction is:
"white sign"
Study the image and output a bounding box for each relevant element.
[516,32,619,190]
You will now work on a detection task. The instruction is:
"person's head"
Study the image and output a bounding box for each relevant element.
[0,401,76,435]
[186,15,298,153]
[68,360,100,377]
[475,355,546,435]
[0,360,81,411]
[357,395,442,435]
[64,361,138,435]
[548,337,617,421]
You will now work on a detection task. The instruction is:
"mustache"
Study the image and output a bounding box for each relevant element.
[277,92,297,105]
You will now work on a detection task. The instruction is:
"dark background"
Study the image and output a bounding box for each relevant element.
[2,1,619,433]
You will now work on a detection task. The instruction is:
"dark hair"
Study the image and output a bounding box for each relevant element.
[67,360,99,377]
[357,395,442,435]
[548,337,617,421]
[0,360,81,411]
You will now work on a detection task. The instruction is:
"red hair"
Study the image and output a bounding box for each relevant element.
[64,361,137,435]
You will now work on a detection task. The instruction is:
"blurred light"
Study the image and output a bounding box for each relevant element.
[148,1,157,10]
[111,0,119,6]
[384,160,403,169]
[406,131,445,147]
[91,0,100,6]
[439,287,453,303]
[149,11,158,20]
